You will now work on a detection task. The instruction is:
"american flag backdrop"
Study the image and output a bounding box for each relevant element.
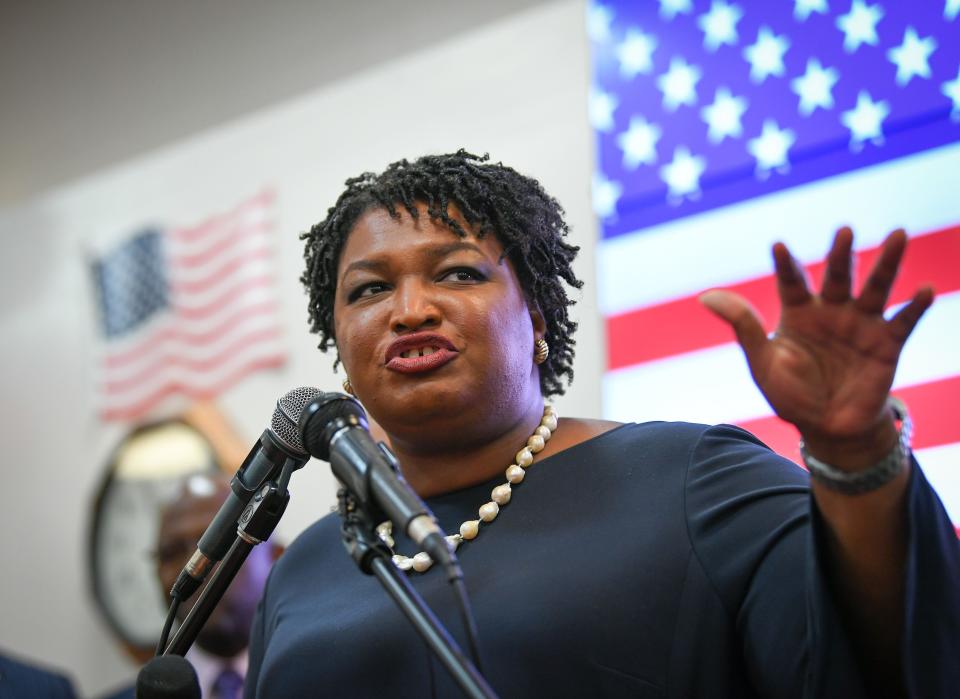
[588,0,960,529]
[90,190,287,422]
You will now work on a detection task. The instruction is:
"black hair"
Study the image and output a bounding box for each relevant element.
[300,149,583,397]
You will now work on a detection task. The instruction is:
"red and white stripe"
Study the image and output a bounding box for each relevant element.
[599,142,960,526]
[98,190,286,421]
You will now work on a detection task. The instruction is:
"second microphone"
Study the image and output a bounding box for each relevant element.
[298,392,456,572]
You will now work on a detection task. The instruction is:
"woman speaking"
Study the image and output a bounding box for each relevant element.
[245,151,958,698]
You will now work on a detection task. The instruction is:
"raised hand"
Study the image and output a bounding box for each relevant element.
[700,227,934,463]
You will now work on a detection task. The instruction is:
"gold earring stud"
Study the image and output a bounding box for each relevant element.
[533,338,549,365]
[342,377,355,396]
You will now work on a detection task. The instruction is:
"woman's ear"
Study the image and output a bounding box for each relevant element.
[529,305,547,339]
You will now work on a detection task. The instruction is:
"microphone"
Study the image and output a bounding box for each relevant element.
[136,655,200,699]
[298,392,456,571]
[170,386,321,600]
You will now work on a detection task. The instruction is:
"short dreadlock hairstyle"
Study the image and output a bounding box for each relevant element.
[301,150,583,397]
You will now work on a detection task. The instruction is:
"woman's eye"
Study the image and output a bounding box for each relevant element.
[441,268,485,283]
[349,282,388,301]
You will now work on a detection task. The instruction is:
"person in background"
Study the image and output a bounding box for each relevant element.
[105,473,281,699]
[157,474,281,699]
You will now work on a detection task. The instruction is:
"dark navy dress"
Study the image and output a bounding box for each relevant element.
[245,422,959,698]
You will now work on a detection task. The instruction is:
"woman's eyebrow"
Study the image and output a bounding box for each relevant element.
[340,258,386,279]
[423,240,486,260]
[340,241,489,280]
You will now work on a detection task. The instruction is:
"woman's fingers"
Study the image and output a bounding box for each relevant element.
[821,227,854,303]
[699,289,768,360]
[855,229,907,314]
[773,242,813,307]
[888,287,935,343]
[705,228,926,359]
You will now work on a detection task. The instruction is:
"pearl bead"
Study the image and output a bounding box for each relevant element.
[445,534,462,551]
[506,464,525,483]
[412,552,433,572]
[376,522,395,547]
[516,448,533,467]
[544,404,556,416]
[535,425,552,441]
[527,434,545,453]
[460,520,480,539]
[491,483,512,505]
[479,502,499,522]
[393,555,413,571]
[541,413,557,431]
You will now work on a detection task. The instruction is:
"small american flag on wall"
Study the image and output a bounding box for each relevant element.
[90,190,286,421]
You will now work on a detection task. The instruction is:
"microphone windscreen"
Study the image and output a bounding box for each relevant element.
[135,655,200,699]
[272,386,323,454]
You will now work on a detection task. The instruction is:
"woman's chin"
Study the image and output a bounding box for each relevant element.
[368,387,477,432]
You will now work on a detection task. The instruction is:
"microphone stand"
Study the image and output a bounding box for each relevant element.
[337,487,498,699]
[162,470,291,656]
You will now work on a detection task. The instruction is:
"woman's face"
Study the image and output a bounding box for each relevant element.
[332,204,545,442]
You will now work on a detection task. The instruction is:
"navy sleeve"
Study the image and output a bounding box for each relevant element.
[898,463,960,698]
[243,578,269,698]
[806,457,960,698]
[685,423,960,699]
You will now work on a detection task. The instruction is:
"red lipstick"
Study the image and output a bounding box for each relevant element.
[385,332,458,374]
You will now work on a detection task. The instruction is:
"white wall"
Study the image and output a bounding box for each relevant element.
[0,1,600,695]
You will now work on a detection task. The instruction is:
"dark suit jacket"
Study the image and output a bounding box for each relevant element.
[0,652,77,699]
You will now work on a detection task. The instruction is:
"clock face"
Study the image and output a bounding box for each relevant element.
[89,421,219,649]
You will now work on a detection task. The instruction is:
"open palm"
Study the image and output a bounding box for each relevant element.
[702,228,934,444]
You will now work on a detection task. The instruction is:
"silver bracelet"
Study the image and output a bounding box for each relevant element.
[800,397,912,495]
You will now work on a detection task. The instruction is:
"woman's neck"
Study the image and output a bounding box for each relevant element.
[385,397,548,498]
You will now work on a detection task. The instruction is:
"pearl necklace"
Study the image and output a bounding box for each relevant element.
[377,404,558,573]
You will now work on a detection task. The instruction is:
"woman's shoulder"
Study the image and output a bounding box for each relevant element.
[559,417,797,451]
[554,417,718,454]
[554,418,805,483]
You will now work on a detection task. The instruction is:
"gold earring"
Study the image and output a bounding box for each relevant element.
[533,338,549,365]
[342,377,355,396]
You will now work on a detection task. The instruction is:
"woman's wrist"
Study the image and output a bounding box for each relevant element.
[800,397,912,495]
[800,412,900,474]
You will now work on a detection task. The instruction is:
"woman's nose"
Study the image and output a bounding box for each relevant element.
[390,279,440,332]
